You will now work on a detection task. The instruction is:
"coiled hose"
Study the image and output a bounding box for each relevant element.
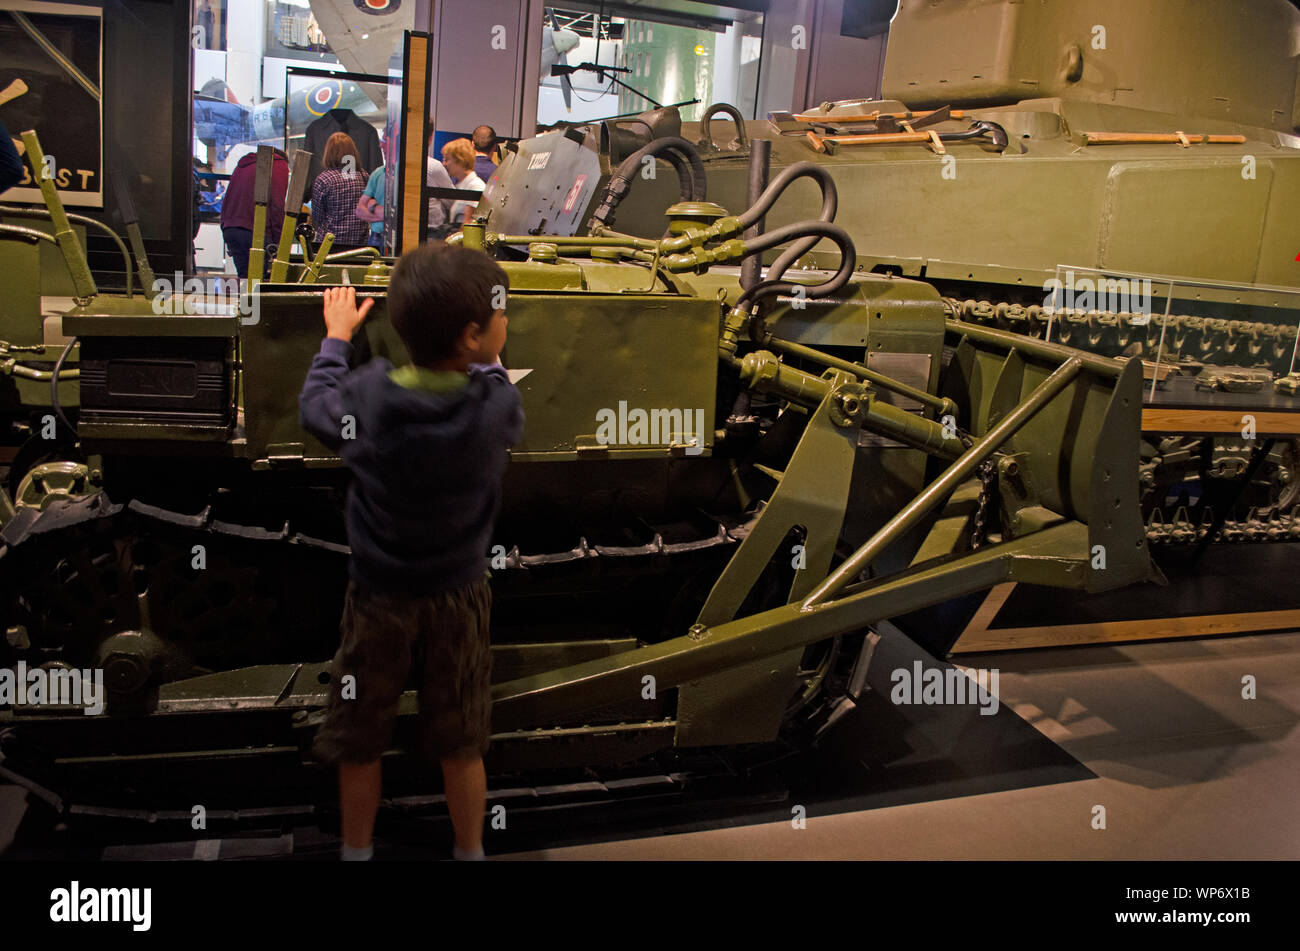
[735,221,857,311]
[0,204,135,298]
[737,162,838,283]
[587,136,707,232]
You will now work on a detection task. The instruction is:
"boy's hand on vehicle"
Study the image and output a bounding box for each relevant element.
[323,286,374,341]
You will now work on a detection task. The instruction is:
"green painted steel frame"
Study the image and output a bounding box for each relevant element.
[489,320,1153,744]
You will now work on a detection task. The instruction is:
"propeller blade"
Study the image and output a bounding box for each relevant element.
[560,49,573,111]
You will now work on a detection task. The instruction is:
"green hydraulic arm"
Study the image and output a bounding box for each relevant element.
[247,145,274,289]
[109,169,155,293]
[19,129,96,304]
[268,150,313,285]
[299,234,335,283]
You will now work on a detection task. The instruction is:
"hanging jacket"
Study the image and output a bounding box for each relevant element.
[303,109,382,193]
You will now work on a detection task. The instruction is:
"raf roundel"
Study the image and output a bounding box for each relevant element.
[353,0,401,14]
[305,80,343,116]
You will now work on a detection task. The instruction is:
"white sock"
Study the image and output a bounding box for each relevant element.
[452,845,485,861]
[342,843,373,861]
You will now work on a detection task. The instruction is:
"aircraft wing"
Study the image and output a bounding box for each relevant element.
[308,0,413,81]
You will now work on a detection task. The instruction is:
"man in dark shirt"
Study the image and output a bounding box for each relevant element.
[471,125,498,181]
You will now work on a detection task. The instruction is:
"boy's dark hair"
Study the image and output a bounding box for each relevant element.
[388,243,508,365]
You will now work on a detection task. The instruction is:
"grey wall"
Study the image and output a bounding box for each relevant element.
[755,0,814,116]
[418,0,887,134]
[421,0,542,138]
[755,0,887,117]
[806,0,887,107]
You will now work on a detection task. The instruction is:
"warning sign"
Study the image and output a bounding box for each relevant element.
[562,174,587,215]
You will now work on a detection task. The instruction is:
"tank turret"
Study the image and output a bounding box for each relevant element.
[883,0,1300,136]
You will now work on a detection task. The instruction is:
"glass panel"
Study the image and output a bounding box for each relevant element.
[537,7,765,127]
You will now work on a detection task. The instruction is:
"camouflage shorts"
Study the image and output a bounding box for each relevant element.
[312,575,493,765]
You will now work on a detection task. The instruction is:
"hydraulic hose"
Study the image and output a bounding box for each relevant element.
[588,136,707,231]
[736,162,839,283]
[740,139,771,294]
[0,223,57,246]
[652,147,695,207]
[51,336,78,436]
[735,221,856,311]
[0,204,135,298]
[737,161,836,230]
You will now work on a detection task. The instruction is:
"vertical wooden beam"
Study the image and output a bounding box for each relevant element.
[398,31,433,255]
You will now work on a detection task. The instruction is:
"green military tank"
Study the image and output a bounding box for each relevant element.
[0,129,1152,805]
[488,0,1300,550]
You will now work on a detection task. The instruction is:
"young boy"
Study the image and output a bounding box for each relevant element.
[299,243,523,861]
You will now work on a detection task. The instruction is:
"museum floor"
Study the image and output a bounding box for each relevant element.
[2,628,1296,861]
[501,629,1300,861]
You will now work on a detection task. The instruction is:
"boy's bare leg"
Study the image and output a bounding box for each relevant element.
[440,754,486,854]
[339,760,383,849]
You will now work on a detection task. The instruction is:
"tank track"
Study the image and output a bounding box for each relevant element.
[1144,507,1300,544]
[0,492,750,568]
[943,297,1300,373]
[0,489,754,677]
[945,298,1300,544]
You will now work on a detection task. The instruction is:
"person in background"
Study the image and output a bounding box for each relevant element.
[196,0,215,48]
[311,132,370,251]
[0,120,23,194]
[220,146,289,279]
[426,153,455,238]
[356,165,386,249]
[419,124,455,238]
[440,138,485,228]
[193,158,206,243]
[471,125,498,181]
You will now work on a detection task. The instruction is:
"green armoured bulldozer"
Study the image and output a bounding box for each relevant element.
[0,126,1153,799]
[481,0,1300,550]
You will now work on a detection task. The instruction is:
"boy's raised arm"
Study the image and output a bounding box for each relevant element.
[299,288,374,451]
[473,363,526,448]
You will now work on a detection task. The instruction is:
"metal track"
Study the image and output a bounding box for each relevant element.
[1144,507,1300,544]
[944,297,1300,373]
[945,298,1300,543]
[0,492,751,569]
[0,488,755,690]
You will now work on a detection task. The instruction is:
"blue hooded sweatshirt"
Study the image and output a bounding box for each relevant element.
[299,336,524,594]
